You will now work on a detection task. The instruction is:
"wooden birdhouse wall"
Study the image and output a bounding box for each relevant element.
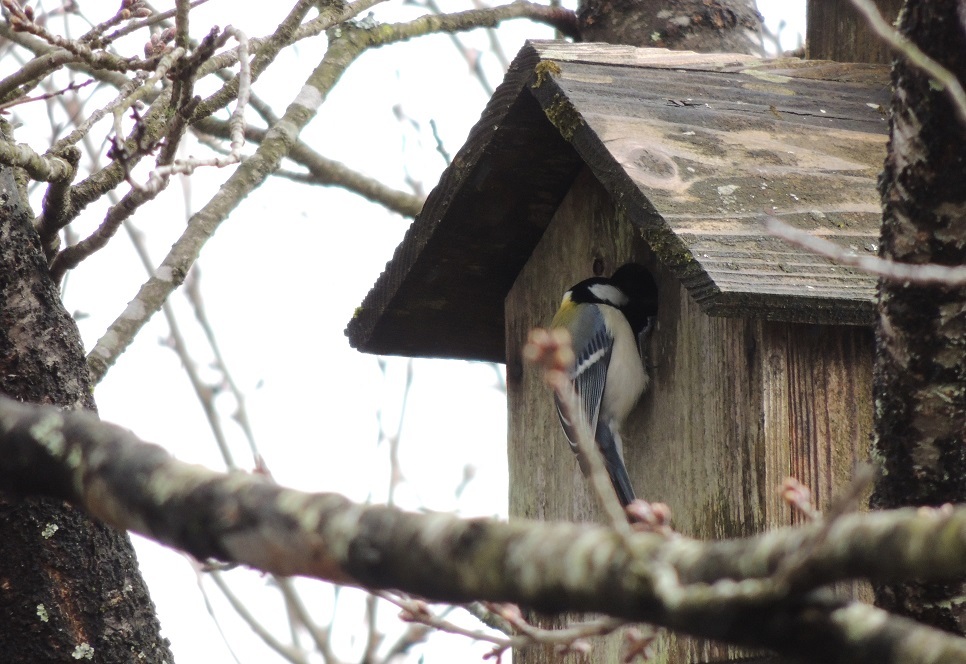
[505,167,874,664]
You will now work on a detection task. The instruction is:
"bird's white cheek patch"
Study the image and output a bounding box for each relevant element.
[588,283,628,306]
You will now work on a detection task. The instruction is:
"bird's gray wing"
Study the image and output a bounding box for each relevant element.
[554,304,612,454]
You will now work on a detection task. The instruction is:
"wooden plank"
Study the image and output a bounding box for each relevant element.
[506,169,768,662]
[759,322,874,529]
[806,0,904,64]
[531,40,760,70]
[529,39,891,84]
[507,169,875,662]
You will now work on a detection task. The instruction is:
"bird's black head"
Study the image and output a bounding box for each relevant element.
[610,264,659,335]
[565,276,630,308]
[564,264,658,334]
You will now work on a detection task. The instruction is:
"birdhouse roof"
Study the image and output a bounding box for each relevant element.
[346,40,890,363]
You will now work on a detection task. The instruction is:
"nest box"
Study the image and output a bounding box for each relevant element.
[347,40,889,662]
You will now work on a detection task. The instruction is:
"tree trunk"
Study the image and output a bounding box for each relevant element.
[0,122,171,662]
[871,0,966,635]
[577,0,762,54]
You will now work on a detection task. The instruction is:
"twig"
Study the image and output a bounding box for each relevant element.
[209,571,309,664]
[773,467,877,592]
[377,593,511,649]
[429,119,451,165]
[0,47,79,104]
[183,269,260,465]
[77,3,152,44]
[421,0,495,96]
[363,594,383,663]
[385,358,413,506]
[110,46,185,162]
[142,27,250,190]
[100,0,213,46]
[124,223,238,470]
[378,592,628,660]
[765,216,966,285]
[3,0,161,73]
[274,578,343,664]
[0,77,94,112]
[189,558,245,664]
[470,0,511,69]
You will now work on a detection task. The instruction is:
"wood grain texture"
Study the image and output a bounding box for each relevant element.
[529,41,889,326]
[806,0,904,64]
[348,41,890,361]
[506,171,874,663]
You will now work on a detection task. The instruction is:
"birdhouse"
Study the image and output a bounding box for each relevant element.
[347,40,889,663]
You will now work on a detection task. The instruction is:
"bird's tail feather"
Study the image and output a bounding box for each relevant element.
[596,421,636,507]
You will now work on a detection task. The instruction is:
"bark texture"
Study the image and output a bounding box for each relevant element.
[577,0,762,54]
[871,0,966,635]
[0,122,171,662]
[6,396,966,663]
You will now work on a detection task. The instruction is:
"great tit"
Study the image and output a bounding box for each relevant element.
[551,264,658,507]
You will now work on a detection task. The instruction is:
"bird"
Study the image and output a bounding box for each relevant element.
[550,264,658,507]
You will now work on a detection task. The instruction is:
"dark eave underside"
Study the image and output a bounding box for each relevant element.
[346,46,583,361]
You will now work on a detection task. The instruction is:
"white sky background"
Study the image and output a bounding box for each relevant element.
[7,1,802,662]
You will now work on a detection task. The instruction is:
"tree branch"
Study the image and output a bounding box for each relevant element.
[765,217,966,285]
[194,117,425,217]
[86,0,564,382]
[84,6,365,383]
[3,396,966,663]
[0,137,76,182]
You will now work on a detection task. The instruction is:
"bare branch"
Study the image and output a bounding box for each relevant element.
[142,28,251,190]
[0,20,134,92]
[190,0,331,121]
[209,571,309,664]
[0,77,94,112]
[87,0,555,382]
[6,397,966,662]
[196,116,425,217]
[0,47,82,105]
[125,226,238,470]
[183,269,260,465]
[85,11,359,382]
[174,0,191,51]
[3,0,162,73]
[98,0,213,46]
[110,46,185,163]
[765,217,966,286]
[275,578,343,664]
[0,136,76,182]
